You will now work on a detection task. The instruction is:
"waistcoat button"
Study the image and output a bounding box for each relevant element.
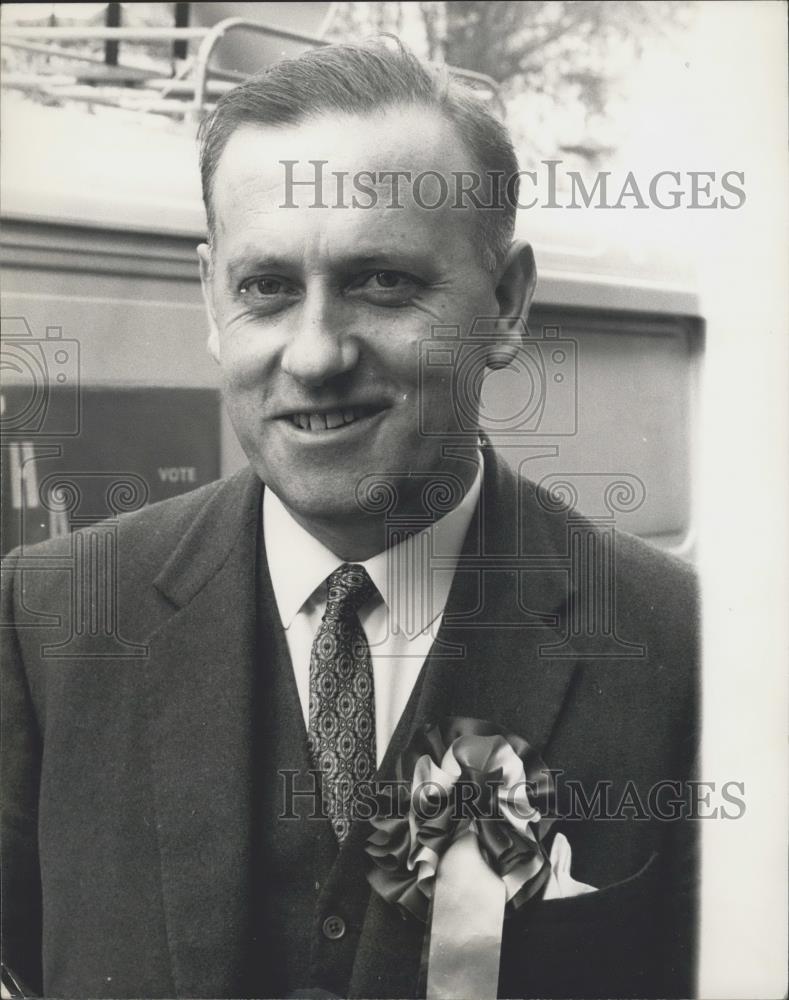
[322,915,346,940]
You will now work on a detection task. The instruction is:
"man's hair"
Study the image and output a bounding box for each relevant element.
[197,38,519,271]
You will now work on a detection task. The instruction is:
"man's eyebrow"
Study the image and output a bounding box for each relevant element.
[343,251,435,270]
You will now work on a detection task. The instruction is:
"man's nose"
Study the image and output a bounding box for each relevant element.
[280,293,359,387]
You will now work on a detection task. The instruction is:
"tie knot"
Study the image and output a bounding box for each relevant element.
[325,563,376,618]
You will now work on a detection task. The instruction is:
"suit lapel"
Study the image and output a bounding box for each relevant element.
[144,467,262,997]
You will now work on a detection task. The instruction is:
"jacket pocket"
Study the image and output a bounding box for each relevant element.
[496,851,686,998]
[516,850,660,926]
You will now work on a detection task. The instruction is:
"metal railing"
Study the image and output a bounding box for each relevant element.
[1,18,504,123]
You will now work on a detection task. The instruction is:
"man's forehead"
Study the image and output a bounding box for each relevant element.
[211,106,479,207]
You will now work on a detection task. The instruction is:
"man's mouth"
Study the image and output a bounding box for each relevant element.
[284,405,385,432]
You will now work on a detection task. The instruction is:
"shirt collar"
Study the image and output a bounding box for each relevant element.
[263,453,483,636]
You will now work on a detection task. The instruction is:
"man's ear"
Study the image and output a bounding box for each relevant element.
[488,240,537,368]
[496,239,537,318]
[197,242,221,364]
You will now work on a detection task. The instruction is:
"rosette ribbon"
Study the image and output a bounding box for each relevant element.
[366,717,556,999]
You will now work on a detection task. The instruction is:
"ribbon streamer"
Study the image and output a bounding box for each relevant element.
[426,831,507,999]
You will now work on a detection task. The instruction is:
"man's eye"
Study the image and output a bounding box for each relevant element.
[371,271,406,288]
[349,270,423,302]
[239,277,292,297]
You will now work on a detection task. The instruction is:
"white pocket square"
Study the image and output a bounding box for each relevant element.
[542,832,598,900]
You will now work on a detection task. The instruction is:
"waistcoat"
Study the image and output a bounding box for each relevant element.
[248,539,430,998]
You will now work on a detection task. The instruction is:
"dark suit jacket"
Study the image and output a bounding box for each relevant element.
[1,446,699,999]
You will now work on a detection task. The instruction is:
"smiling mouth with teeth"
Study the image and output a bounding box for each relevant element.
[287,407,380,431]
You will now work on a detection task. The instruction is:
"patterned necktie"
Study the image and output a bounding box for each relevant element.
[307,563,378,842]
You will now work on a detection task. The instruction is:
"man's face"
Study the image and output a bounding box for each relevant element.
[200,106,518,526]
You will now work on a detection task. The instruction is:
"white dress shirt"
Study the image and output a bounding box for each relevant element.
[263,456,482,766]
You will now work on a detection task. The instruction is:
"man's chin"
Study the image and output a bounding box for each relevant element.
[264,479,374,525]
